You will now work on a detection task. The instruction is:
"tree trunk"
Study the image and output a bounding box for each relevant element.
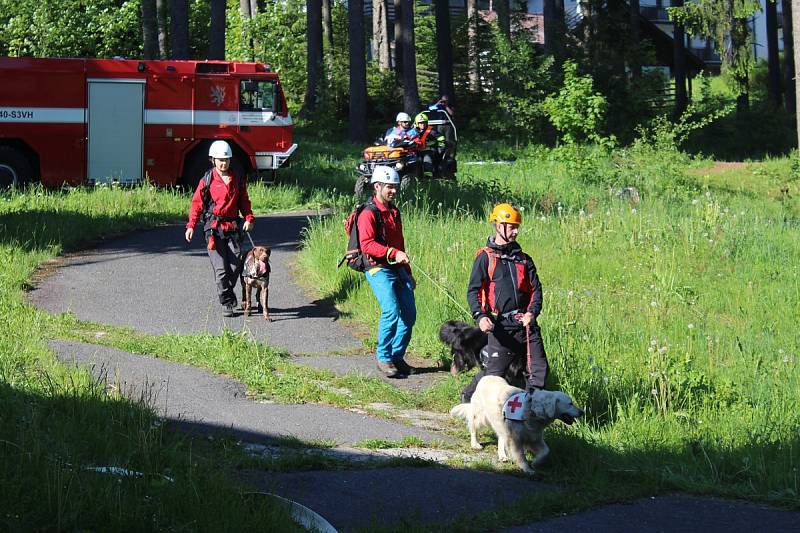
[394,0,404,78]
[373,0,391,70]
[142,0,158,60]
[323,0,334,52]
[434,0,454,103]
[240,0,255,61]
[629,0,641,77]
[209,0,226,59]
[400,0,420,112]
[169,0,189,59]
[672,0,687,116]
[496,0,511,39]
[157,0,168,58]
[467,0,479,92]
[766,0,782,106]
[544,0,556,55]
[793,0,800,147]
[303,0,324,114]
[783,0,796,112]
[349,0,368,141]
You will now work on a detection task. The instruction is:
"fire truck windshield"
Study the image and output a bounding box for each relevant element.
[240,79,277,112]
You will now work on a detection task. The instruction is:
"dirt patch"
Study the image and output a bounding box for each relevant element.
[688,161,748,176]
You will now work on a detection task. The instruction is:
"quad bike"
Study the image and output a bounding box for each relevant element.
[354,138,420,197]
[354,107,458,198]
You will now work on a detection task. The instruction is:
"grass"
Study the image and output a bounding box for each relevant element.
[298,141,800,510]
[2,135,799,529]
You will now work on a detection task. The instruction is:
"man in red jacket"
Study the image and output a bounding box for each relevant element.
[358,166,417,378]
[185,140,255,317]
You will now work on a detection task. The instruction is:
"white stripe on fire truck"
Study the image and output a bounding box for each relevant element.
[0,107,292,127]
[0,107,85,123]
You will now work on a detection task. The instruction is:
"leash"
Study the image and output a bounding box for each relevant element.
[412,262,472,320]
[526,323,532,376]
[245,230,256,249]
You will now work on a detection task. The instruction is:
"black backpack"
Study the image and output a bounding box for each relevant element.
[339,199,394,272]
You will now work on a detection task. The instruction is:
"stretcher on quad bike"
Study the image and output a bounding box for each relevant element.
[354,108,458,197]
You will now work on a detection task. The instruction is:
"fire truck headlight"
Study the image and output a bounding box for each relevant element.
[255,155,274,169]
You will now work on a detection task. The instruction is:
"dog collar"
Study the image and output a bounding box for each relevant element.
[502,392,528,421]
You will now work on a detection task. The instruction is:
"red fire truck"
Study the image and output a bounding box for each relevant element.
[0,57,297,188]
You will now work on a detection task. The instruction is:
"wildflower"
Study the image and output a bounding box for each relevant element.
[650,300,657,307]
[567,290,574,297]
[658,346,668,354]
[692,199,699,205]
[687,323,694,329]
[631,208,637,214]
[651,389,658,396]
[705,191,711,198]
[653,245,660,252]
[783,356,790,364]
[650,339,658,346]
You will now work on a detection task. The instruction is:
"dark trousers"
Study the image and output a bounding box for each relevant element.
[461,322,548,403]
[206,234,242,306]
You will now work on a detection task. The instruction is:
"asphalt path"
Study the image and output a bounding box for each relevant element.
[29,212,362,355]
[51,340,444,445]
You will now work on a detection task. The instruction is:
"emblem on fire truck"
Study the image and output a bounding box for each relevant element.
[210,85,225,106]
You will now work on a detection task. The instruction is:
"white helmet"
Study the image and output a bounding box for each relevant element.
[208,140,232,159]
[370,165,401,184]
[396,112,412,123]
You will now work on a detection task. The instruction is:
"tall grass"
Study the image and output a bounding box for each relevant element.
[299,146,800,505]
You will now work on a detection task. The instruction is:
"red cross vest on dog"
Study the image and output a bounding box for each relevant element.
[503,392,528,420]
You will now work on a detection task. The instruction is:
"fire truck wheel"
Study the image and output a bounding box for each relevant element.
[0,146,34,188]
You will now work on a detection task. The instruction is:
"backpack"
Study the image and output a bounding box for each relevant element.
[338,199,387,272]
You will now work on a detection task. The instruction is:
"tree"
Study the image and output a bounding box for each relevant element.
[322,0,334,52]
[303,0,324,114]
[794,0,800,147]
[629,0,641,77]
[669,0,760,114]
[349,0,368,141]
[434,0,454,102]
[467,0,480,92]
[142,0,158,59]
[209,0,226,59]
[239,0,258,60]
[157,0,168,58]
[169,0,189,59]
[373,0,391,70]
[766,0,782,107]
[673,0,688,116]
[783,0,795,111]
[495,0,510,39]
[399,0,419,111]
[394,0,404,78]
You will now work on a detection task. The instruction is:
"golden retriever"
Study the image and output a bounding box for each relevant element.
[450,375,583,474]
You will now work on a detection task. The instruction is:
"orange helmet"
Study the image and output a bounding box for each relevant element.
[489,203,522,225]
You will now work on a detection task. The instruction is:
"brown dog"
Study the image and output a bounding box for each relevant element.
[240,245,272,321]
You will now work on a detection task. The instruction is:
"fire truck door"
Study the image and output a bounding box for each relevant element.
[87,79,145,184]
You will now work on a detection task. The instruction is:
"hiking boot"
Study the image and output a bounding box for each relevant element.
[395,359,416,376]
[222,304,236,317]
[376,361,404,379]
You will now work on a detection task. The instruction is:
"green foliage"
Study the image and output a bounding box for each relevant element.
[635,100,735,153]
[227,0,308,114]
[481,27,555,139]
[0,0,142,58]
[543,61,613,146]
[669,0,761,97]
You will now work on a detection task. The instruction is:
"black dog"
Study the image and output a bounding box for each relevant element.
[438,320,526,387]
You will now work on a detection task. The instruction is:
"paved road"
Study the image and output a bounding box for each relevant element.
[51,340,445,446]
[30,213,800,532]
[29,212,361,355]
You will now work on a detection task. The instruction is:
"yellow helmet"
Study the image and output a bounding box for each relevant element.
[489,203,522,225]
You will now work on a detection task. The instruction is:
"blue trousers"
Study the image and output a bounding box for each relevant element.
[364,266,417,363]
